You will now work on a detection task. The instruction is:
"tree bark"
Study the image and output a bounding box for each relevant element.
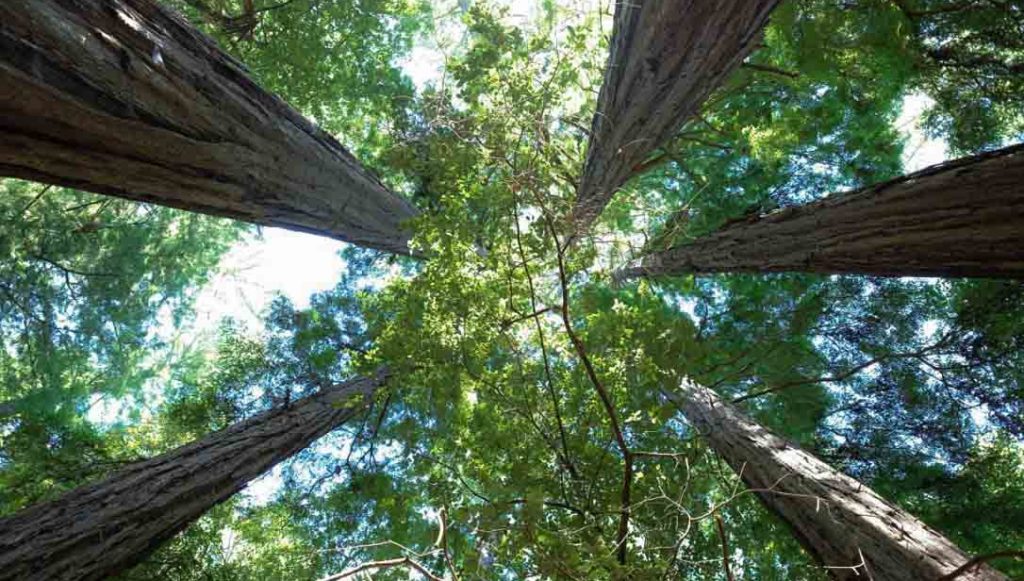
[571,0,779,235]
[622,144,1024,279]
[0,372,388,581]
[665,379,1007,581]
[0,0,417,255]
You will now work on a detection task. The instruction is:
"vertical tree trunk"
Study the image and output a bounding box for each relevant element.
[665,379,1007,580]
[622,144,1024,279]
[571,0,779,235]
[0,0,417,255]
[0,372,388,581]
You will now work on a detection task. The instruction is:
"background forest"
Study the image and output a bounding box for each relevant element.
[1,0,1023,579]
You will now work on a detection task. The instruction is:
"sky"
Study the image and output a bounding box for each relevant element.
[898,93,949,172]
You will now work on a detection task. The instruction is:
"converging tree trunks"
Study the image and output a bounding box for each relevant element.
[0,0,417,255]
[667,379,1007,581]
[0,373,388,581]
[1,0,1022,578]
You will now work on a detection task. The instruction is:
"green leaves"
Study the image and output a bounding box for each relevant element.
[4,1,1024,579]
[0,180,240,510]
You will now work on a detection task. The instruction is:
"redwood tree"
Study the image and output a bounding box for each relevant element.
[620,143,1024,279]
[666,379,1007,581]
[0,0,417,255]
[0,373,387,581]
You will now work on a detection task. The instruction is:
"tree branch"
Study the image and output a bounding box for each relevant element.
[741,62,799,79]
[509,199,578,480]
[529,190,635,565]
[935,550,1023,581]
[714,514,735,581]
[319,556,443,581]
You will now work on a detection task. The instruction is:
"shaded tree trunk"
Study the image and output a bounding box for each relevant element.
[0,372,388,581]
[571,0,779,235]
[0,0,417,255]
[622,144,1024,279]
[665,379,1007,580]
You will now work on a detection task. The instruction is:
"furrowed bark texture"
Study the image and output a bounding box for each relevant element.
[571,0,779,234]
[667,380,1007,581]
[0,0,417,255]
[628,144,1024,279]
[0,373,387,581]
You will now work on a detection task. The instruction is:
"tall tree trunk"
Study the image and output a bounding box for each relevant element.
[571,0,779,236]
[622,144,1024,279]
[665,379,1007,581]
[0,372,388,581]
[0,0,417,255]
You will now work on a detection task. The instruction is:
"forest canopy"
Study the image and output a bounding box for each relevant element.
[1,0,1023,579]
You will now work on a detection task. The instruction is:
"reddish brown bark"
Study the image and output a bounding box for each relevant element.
[571,0,779,235]
[622,144,1024,279]
[667,380,1007,580]
[0,373,388,581]
[0,0,417,255]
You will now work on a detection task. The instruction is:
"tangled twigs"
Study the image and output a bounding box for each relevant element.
[318,506,460,581]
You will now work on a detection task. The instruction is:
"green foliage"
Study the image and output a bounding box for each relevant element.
[780,0,1024,154]
[0,180,240,510]
[4,1,1024,579]
[874,435,1024,578]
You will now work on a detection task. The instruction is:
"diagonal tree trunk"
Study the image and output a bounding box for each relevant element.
[665,379,1007,581]
[0,372,388,581]
[0,0,417,255]
[621,144,1024,279]
[571,0,779,236]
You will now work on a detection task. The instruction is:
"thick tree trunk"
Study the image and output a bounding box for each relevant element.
[571,0,779,235]
[0,372,388,581]
[666,379,1007,581]
[0,0,417,255]
[623,144,1024,279]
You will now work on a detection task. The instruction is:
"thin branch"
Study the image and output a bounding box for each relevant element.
[741,62,799,79]
[633,450,688,462]
[499,306,555,331]
[254,0,301,14]
[29,254,119,279]
[528,188,634,565]
[714,514,735,581]
[889,0,977,20]
[509,198,578,480]
[20,185,52,215]
[629,152,672,180]
[731,337,953,404]
[510,498,590,519]
[935,550,1024,581]
[438,508,461,581]
[319,556,443,581]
